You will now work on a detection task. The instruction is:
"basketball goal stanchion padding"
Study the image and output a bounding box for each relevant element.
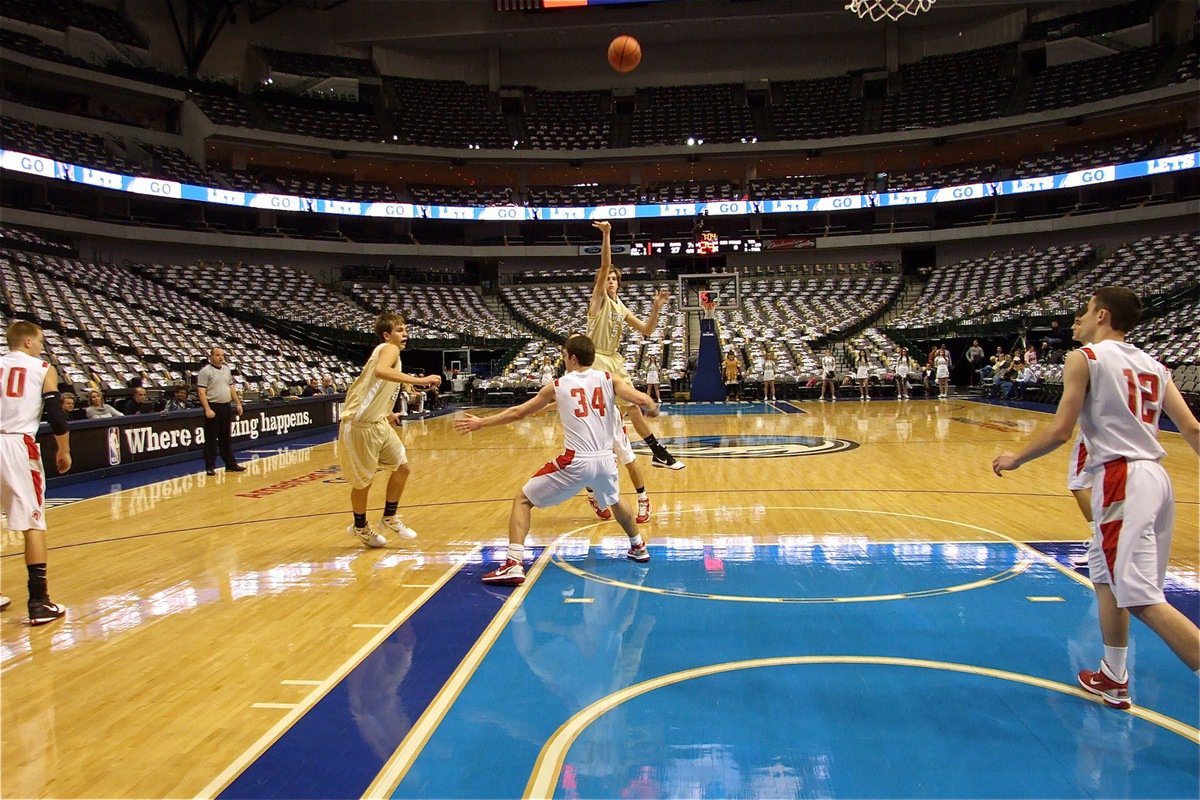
[691,296,725,402]
[844,0,935,23]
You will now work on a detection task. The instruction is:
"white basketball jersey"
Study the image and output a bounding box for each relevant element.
[554,368,617,456]
[1077,340,1168,465]
[0,350,50,436]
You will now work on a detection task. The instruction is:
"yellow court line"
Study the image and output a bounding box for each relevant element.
[194,545,481,800]
[525,655,1200,798]
[361,523,607,799]
[1027,596,1065,602]
[351,623,388,629]
[563,597,595,604]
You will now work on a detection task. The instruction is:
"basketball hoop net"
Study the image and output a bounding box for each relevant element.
[845,0,935,22]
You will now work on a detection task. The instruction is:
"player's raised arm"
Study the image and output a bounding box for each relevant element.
[588,220,613,317]
[627,287,670,336]
[456,383,556,433]
[613,376,658,417]
[993,349,1089,475]
[1161,376,1200,454]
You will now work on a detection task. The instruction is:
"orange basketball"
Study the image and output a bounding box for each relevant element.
[607,35,641,73]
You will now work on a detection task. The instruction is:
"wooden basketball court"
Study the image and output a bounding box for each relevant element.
[1,398,1196,798]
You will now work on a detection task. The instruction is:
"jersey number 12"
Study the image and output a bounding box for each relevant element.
[1122,368,1160,423]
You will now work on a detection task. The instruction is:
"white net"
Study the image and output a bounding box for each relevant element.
[845,0,935,22]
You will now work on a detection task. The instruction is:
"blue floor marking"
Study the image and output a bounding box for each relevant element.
[218,558,507,800]
[659,402,789,417]
[390,542,1198,799]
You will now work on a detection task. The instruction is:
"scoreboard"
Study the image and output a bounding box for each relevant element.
[629,234,763,257]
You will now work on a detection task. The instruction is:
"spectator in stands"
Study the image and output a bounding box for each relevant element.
[993,355,1016,399]
[400,383,425,416]
[1013,360,1039,399]
[321,375,337,395]
[121,387,152,415]
[999,360,1023,400]
[60,392,83,421]
[723,351,741,401]
[164,386,193,412]
[301,378,320,397]
[197,346,245,476]
[1039,341,1053,364]
[1024,343,1039,365]
[965,340,985,386]
[86,389,123,419]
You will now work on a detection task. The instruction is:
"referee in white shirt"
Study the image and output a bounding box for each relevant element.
[197,347,245,475]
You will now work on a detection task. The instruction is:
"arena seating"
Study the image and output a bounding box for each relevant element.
[264,174,396,203]
[527,184,640,207]
[1130,297,1200,368]
[1,250,358,394]
[408,185,515,207]
[0,28,90,67]
[258,95,383,143]
[883,162,997,192]
[1010,232,1199,321]
[261,48,376,79]
[525,90,611,150]
[630,84,754,147]
[346,284,527,340]
[386,77,510,149]
[0,224,72,254]
[1,116,135,174]
[880,45,1014,132]
[1024,45,1168,114]
[750,174,863,200]
[1012,136,1155,178]
[889,243,1094,329]
[190,89,260,129]
[142,261,376,331]
[0,0,147,49]
[1023,0,1152,43]
[770,76,862,141]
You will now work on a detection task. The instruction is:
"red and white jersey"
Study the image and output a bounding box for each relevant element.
[1077,339,1167,465]
[554,368,618,457]
[0,350,50,436]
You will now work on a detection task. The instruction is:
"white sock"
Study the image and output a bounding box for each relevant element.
[637,489,648,500]
[506,543,525,563]
[628,534,644,548]
[1102,647,1128,681]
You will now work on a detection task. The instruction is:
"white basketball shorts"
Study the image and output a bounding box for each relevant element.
[1066,432,1092,492]
[523,451,620,510]
[0,434,47,531]
[1087,458,1173,608]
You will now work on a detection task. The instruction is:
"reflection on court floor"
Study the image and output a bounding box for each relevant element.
[374,536,1198,799]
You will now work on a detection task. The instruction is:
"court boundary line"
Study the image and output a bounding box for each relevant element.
[524,655,1200,797]
[360,527,605,799]
[194,545,482,800]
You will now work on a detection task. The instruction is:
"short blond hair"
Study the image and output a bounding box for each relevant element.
[6,320,41,349]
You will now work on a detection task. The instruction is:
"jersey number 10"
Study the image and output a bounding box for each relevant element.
[1123,368,1160,423]
[1,367,28,398]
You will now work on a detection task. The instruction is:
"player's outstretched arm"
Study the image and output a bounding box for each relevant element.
[627,288,670,336]
[993,349,1087,475]
[455,384,555,433]
[1161,377,1200,454]
[588,221,612,317]
[613,377,658,417]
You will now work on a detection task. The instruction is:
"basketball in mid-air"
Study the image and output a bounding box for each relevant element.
[607,35,642,73]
